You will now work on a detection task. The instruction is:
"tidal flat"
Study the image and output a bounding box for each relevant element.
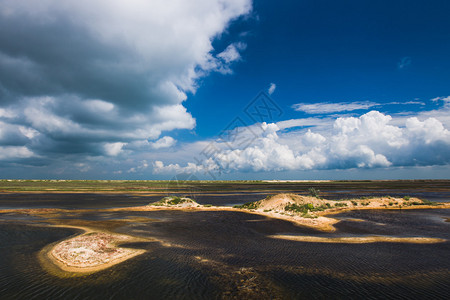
[0,180,449,299]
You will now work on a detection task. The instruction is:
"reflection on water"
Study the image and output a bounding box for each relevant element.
[1,205,450,299]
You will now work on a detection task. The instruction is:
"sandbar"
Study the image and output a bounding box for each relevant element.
[43,225,146,274]
[270,234,446,244]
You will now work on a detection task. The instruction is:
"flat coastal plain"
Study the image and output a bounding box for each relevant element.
[0,180,449,299]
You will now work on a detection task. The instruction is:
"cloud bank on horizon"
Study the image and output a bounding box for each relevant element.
[153,108,450,175]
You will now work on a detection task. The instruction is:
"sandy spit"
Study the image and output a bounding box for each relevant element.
[42,225,147,274]
[270,234,446,244]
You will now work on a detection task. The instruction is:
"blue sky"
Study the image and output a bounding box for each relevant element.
[189,0,450,137]
[1,0,450,179]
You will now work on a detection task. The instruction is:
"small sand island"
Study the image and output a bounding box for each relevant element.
[230,193,448,243]
[150,196,200,208]
[229,192,447,230]
[50,230,145,273]
[41,226,147,275]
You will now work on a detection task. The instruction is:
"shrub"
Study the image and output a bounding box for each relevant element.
[167,196,184,205]
[234,201,259,209]
[285,203,314,214]
[334,202,347,207]
[301,212,317,219]
[403,196,411,201]
[421,199,437,206]
[351,201,358,206]
[151,196,195,206]
[315,204,329,211]
[409,199,437,206]
[308,187,320,198]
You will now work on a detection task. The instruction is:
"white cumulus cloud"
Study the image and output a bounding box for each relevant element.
[150,136,177,149]
[0,146,35,161]
[268,83,276,95]
[153,110,450,174]
[104,142,126,156]
[292,101,378,114]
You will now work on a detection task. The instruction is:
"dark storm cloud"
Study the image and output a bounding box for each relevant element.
[0,0,252,172]
[0,14,171,108]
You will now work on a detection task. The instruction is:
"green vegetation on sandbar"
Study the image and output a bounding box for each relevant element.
[150,196,197,206]
[233,201,261,209]
[406,198,438,206]
[284,203,331,213]
[308,187,320,198]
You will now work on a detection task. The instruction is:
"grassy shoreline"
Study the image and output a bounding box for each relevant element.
[1,179,449,192]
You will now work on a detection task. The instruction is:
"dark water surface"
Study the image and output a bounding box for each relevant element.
[0,186,449,210]
[0,191,449,299]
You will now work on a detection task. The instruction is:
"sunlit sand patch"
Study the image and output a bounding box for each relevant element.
[194,256,212,263]
[269,234,446,244]
[245,210,339,232]
[340,218,387,226]
[122,216,160,223]
[158,240,186,248]
[343,218,365,222]
[44,225,147,274]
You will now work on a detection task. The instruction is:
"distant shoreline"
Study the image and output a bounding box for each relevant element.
[1,179,450,194]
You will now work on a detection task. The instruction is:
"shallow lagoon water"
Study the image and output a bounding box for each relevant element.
[0,186,449,210]
[0,189,449,299]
